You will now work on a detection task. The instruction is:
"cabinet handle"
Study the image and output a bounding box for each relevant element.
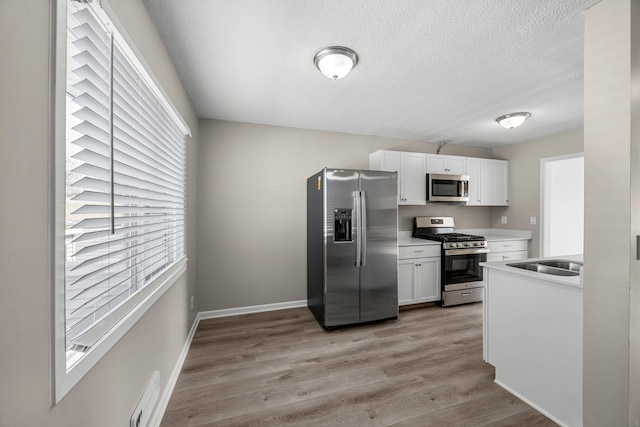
[414,250,424,253]
[461,292,472,297]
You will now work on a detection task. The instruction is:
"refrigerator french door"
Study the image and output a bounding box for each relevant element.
[307,168,398,328]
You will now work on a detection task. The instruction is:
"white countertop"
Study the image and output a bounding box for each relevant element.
[398,228,531,246]
[398,232,440,246]
[457,228,532,242]
[481,254,583,288]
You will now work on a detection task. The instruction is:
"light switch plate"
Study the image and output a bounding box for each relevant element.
[501,216,507,225]
[530,216,537,225]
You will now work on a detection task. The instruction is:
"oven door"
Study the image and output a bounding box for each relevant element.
[443,250,487,291]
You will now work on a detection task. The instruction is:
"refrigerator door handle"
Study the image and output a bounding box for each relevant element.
[360,191,367,266]
[354,191,362,267]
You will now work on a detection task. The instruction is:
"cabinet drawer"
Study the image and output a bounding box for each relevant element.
[442,287,483,306]
[486,250,528,263]
[398,245,440,259]
[487,240,528,253]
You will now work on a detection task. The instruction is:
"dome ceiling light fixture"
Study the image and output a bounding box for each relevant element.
[313,46,358,80]
[496,112,531,129]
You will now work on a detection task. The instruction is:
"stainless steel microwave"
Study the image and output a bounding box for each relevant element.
[426,174,470,202]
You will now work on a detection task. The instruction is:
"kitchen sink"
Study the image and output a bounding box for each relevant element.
[506,259,582,277]
[538,260,583,272]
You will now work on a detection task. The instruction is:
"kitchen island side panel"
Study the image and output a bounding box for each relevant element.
[484,267,583,427]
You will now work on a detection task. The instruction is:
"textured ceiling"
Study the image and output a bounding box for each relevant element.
[142,0,601,148]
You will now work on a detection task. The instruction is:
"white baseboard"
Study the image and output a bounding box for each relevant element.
[148,300,307,426]
[149,312,200,427]
[198,300,307,320]
[493,379,574,427]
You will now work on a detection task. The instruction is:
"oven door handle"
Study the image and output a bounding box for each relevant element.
[444,248,490,256]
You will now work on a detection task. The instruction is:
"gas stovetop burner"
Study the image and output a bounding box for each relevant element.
[413,231,485,242]
[412,217,488,250]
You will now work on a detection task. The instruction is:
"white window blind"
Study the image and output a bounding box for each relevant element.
[64,0,186,355]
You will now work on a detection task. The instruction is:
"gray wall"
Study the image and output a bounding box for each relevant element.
[197,119,493,311]
[491,129,584,256]
[0,1,199,426]
[583,0,639,425]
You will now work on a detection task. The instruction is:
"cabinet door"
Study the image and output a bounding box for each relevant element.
[502,251,528,262]
[426,154,447,174]
[486,250,529,262]
[466,158,481,206]
[486,253,505,262]
[427,154,466,174]
[446,156,467,175]
[401,153,426,205]
[380,151,402,172]
[481,159,509,206]
[398,259,417,305]
[416,258,441,302]
[373,151,402,204]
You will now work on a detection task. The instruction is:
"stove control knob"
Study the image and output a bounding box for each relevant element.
[463,242,470,247]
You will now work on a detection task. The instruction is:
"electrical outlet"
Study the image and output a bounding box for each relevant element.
[130,371,160,427]
[501,216,507,225]
[530,216,537,225]
[190,296,195,311]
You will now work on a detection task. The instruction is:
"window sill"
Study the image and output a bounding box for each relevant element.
[53,257,187,404]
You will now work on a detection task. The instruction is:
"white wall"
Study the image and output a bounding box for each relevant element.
[491,129,584,256]
[0,1,199,426]
[583,0,640,425]
[197,119,493,311]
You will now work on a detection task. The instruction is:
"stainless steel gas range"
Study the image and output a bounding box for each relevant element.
[412,217,489,306]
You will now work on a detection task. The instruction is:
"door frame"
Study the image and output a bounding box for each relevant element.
[539,152,584,257]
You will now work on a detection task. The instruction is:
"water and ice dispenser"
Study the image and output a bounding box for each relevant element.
[334,209,353,242]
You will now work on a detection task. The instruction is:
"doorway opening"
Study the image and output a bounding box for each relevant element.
[540,153,584,257]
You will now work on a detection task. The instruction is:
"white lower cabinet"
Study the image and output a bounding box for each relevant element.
[398,245,441,305]
[486,239,528,262]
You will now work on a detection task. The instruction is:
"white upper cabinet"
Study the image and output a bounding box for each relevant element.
[466,158,510,206]
[369,150,426,205]
[370,150,509,206]
[481,159,509,206]
[426,154,467,175]
[466,158,482,206]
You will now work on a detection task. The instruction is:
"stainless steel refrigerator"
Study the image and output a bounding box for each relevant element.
[307,168,398,329]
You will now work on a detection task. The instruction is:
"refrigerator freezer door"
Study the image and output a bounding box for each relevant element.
[359,170,399,323]
[324,169,361,327]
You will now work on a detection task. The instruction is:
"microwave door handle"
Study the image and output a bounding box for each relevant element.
[458,180,463,197]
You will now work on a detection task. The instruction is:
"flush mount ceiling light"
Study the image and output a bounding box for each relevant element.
[314,46,358,80]
[496,112,531,129]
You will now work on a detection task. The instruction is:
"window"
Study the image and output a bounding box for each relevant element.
[53,0,190,402]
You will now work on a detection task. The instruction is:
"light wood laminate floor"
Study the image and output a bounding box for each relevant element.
[160,303,557,426]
